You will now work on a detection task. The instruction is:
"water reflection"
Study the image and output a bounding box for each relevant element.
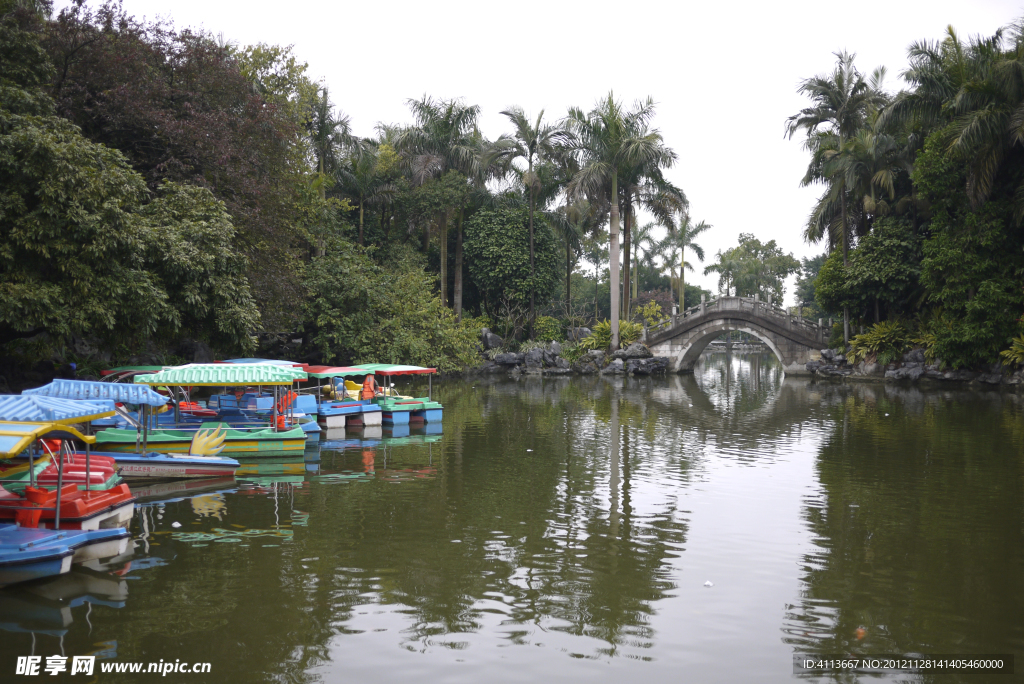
[783,382,1024,675]
[0,355,1019,682]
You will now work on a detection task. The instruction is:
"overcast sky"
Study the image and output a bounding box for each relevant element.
[59,0,1020,303]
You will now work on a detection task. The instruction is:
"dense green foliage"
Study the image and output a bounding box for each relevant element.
[464,206,561,316]
[846,321,911,365]
[791,22,1024,368]
[704,233,799,302]
[0,11,257,352]
[303,242,477,372]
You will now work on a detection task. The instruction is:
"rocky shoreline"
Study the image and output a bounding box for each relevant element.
[473,328,670,377]
[806,348,1024,387]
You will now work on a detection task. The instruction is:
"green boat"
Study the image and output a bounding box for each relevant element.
[95,423,307,455]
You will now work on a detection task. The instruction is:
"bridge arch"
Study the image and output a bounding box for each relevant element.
[644,296,826,375]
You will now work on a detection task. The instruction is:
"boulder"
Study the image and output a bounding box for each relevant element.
[805,361,822,372]
[493,352,520,366]
[820,349,835,362]
[476,361,506,374]
[549,341,562,356]
[542,350,556,367]
[524,348,544,368]
[601,358,625,374]
[978,373,1003,385]
[556,357,570,369]
[903,348,926,364]
[568,327,592,342]
[573,360,600,375]
[481,331,504,350]
[626,357,668,375]
[857,362,883,377]
[610,342,653,360]
[585,350,606,364]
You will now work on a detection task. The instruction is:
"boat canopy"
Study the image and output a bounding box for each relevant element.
[354,364,437,376]
[24,379,169,407]
[99,365,162,377]
[0,396,115,425]
[304,365,371,379]
[133,363,307,386]
[0,421,95,458]
[222,358,303,367]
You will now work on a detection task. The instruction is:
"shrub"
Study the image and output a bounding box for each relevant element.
[577,319,643,351]
[637,301,667,327]
[561,342,586,363]
[846,320,911,366]
[1000,336,1024,367]
[533,315,564,342]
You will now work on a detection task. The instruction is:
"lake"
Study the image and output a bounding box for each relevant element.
[1,352,1021,682]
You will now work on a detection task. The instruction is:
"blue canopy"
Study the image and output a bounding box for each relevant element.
[0,395,115,424]
[23,379,168,407]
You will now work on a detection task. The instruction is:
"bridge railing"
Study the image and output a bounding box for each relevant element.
[644,296,826,344]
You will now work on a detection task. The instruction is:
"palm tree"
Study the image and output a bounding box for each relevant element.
[786,51,886,343]
[629,222,658,301]
[549,200,599,307]
[334,140,398,245]
[618,171,684,317]
[397,96,481,309]
[884,24,1024,223]
[660,214,709,310]
[565,92,672,349]
[492,107,570,336]
[704,249,742,296]
[307,87,351,197]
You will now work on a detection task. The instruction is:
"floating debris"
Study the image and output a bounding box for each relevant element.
[704,581,714,587]
[171,522,181,528]
[172,527,294,545]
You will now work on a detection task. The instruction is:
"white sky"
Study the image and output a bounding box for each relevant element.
[58,0,1020,304]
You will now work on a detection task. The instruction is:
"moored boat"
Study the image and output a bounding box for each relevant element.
[0,525,130,588]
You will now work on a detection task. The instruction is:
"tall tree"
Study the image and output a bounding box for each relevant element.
[565,93,671,349]
[493,107,569,337]
[786,51,886,343]
[397,96,481,311]
[549,200,598,307]
[334,139,396,246]
[660,214,709,310]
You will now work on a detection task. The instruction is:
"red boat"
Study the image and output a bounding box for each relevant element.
[0,483,136,531]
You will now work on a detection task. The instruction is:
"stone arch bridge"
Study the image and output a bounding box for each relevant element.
[643,296,826,374]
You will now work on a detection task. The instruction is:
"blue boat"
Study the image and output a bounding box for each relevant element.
[0,525,131,587]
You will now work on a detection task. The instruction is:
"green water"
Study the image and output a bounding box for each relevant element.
[1,352,1022,682]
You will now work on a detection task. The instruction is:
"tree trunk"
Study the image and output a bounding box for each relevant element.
[439,211,448,307]
[680,245,686,310]
[532,163,540,339]
[609,172,620,349]
[840,165,850,345]
[454,209,464,321]
[565,241,572,307]
[622,195,631,320]
[358,200,364,246]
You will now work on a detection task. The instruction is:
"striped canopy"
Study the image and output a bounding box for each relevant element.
[134,363,307,386]
[24,379,169,407]
[0,395,115,424]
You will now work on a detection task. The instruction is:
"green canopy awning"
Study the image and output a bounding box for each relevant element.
[133,363,307,386]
